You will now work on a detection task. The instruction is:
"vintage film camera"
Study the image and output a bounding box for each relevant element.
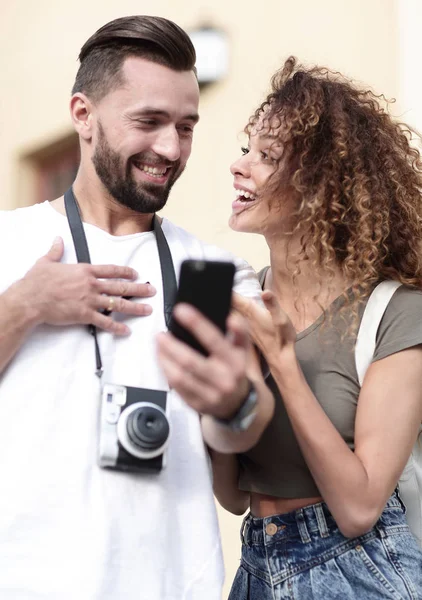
[98,383,170,473]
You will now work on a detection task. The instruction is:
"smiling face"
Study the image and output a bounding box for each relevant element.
[229,119,294,235]
[86,57,200,213]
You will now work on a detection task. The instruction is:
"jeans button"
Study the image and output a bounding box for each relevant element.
[265,523,278,536]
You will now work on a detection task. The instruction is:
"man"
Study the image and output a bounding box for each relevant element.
[0,16,273,600]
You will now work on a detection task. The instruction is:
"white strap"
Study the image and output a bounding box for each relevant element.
[355,281,402,386]
[355,280,422,547]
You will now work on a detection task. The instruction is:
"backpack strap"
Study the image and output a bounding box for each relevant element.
[355,280,402,386]
[355,279,422,547]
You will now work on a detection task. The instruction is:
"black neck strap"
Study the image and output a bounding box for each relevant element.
[64,187,177,377]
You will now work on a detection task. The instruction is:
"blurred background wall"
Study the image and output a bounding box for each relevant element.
[0,0,421,597]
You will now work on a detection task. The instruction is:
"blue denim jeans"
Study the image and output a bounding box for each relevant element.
[228,494,422,599]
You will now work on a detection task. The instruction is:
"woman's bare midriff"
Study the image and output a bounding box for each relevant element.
[250,492,324,517]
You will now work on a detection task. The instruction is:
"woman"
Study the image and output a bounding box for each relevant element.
[221,57,422,599]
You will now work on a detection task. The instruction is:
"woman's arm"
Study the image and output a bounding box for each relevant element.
[233,290,422,538]
[209,449,250,515]
[272,345,422,538]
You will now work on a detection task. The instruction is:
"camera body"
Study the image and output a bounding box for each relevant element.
[98,383,170,473]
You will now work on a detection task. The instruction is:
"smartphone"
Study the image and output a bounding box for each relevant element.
[169,259,236,356]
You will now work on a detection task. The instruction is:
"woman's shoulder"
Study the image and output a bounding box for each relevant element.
[373,284,422,361]
[385,284,422,316]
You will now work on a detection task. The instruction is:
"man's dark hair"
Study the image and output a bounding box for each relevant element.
[72,15,196,102]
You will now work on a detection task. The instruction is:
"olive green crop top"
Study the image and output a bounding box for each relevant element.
[238,271,422,498]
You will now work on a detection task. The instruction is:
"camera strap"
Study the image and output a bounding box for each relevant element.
[64,187,177,377]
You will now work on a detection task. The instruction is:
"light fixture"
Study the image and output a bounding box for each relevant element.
[189,25,229,87]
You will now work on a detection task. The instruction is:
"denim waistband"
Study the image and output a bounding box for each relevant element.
[240,493,405,546]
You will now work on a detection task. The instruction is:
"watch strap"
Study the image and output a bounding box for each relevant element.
[214,380,258,432]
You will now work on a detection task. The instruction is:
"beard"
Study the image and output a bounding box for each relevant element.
[92,122,184,214]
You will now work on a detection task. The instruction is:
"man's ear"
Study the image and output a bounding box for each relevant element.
[70,93,94,140]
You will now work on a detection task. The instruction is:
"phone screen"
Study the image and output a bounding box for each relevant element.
[169,260,235,355]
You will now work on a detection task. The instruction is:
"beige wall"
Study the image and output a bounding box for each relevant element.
[0,0,400,269]
[398,0,422,134]
[0,0,407,597]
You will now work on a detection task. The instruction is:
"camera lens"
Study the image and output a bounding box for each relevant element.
[126,405,170,451]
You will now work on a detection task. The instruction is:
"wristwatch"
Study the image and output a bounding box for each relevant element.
[214,380,258,432]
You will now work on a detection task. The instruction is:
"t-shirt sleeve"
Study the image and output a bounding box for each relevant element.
[257,266,269,289]
[373,286,422,362]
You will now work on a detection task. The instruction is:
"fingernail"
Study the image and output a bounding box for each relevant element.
[53,236,61,244]
[148,284,156,295]
[143,305,153,315]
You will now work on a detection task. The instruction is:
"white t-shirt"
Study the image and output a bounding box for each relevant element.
[0,202,261,600]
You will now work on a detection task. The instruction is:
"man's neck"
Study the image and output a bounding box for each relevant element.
[51,176,154,236]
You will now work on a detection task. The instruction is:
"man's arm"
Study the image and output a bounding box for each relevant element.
[156,303,274,454]
[0,279,47,373]
[200,360,274,453]
[0,237,156,374]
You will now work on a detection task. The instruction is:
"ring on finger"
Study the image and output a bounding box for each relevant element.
[107,296,116,313]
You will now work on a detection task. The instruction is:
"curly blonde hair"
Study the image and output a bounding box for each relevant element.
[248,57,422,322]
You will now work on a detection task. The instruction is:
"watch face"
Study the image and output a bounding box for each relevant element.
[237,409,257,432]
[237,388,258,431]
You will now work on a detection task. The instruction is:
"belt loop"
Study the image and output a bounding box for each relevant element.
[394,487,407,514]
[296,509,311,543]
[240,513,250,545]
[314,504,329,538]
